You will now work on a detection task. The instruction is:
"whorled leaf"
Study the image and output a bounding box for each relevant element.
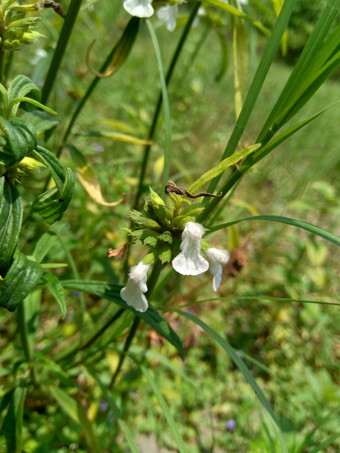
[0,252,42,312]
[32,168,74,224]
[0,178,22,270]
[0,117,37,166]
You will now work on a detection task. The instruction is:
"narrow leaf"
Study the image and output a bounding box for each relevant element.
[43,272,67,318]
[140,364,187,453]
[61,279,184,359]
[209,215,340,246]
[75,130,151,146]
[48,386,101,453]
[0,387,26,453]
[68,145,123,207]
[172,309,285,445]
[189,144,260,194]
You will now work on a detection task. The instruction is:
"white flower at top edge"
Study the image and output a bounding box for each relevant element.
[120,262,150,312]
[172,222,209,276]
[123,0,154,18]
[205,248,230,291]
[156,5,178,32]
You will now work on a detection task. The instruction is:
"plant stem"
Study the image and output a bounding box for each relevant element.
[17,302,38,384]
[41,0,83,105]
[133,1,201,209]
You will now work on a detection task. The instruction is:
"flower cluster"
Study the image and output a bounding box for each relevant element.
[121,214,229,312]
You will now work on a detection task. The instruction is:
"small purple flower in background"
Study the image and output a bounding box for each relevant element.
[99,400,109,411]
[94,143,104,153]
[71,291,80,298]
[226,419,236,431]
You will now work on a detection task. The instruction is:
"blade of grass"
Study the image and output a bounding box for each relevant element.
[208,214,340,246]
[205,0,297,196]
[171,309,287,452]
[139,363,187,453]
[146,20,172,198]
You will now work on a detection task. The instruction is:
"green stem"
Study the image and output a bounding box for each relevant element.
[41,0,83,105]
[0,48,4,84]
[133,1,201,209]
[17,302,37,384]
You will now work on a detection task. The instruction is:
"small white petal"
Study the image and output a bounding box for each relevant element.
[120,262,150,312]
[205,248,230,291]
[172,222,209,276]
[157,5,178,32]
[123,0,154,18]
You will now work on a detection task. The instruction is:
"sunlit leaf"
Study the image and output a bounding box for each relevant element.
[76,130,151,146]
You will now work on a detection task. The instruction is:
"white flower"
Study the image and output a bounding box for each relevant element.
[120,262,150,312]
[205,248,230,291]
[172,222,209,276]
[157,5,178,32]
[123,0,154,18]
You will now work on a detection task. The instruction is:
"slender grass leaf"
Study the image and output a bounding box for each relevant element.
[118,420,139,453]
[0,387,26,453]
[75,130,151,145]
[61,279,184,359]
[271,0,288,56]
[241,107,328,170]
[48,386,101,453]
[208,215,340,246]
[309,432,340,453]
[257,0,340,143]
[67,144,123,207]
[139,363,187,453]
[189,144,260,194]
[43,272,67,318]
[0,253,42,312]
[146,20,172,196]
[203,0,270,36]
[172,309,286,450]
[232,14,249,118]
[87,17,140,78]
[206,0,296,195]
[0,179,22,269]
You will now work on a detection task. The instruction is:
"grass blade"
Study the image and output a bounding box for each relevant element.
[208,214,340,246]
[172,309,287,451]
[140,363,187,453]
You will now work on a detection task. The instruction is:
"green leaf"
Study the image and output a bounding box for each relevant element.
[7,75,40,115]
[0,253,42,311]
[75,130,151,146]
[140,364,187,453]
[48,386,101,453]
[172,309,286,451]
[33,231,58,263]
[0,117,37,166]
[0,387,26,453]
[188,144,260,194]
[21,111,58,134]
[32,168,74,224]
[60,279,184,359]
[0,179,22,270]
[209,215,340,246]
[67,144,123,207]
[43,273,67,318]
[87,16,140,78]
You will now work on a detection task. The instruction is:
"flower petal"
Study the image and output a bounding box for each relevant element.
[206,248,230,291]
[123,0,154,18]
[156,5,178,32]
[172,252,209,276]
[120,285,149,312]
